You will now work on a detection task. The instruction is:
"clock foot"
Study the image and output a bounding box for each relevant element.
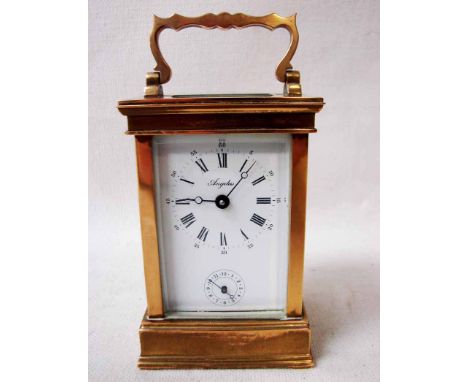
[137,305,314,369]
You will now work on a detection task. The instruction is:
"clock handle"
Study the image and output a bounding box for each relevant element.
[145,13,302,97]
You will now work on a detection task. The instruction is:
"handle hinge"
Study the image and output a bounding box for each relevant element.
[144,71,163,98]
[284,70,302,97]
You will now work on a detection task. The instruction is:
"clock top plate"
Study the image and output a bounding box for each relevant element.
[118,94,324,135]
[118,94,324,113]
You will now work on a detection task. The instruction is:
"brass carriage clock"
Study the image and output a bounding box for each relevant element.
[118,13,324,369]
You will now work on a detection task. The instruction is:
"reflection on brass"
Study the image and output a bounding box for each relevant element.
[284,69,302,97]
[118,95,323,135]
[144,71,163,98]
[138,306,313,369]
[119,95,323,115]
[287,134,309,317]
[148,13,301,96]
[135,137,164,318]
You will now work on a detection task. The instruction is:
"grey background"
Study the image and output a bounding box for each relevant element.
[89,0,379,381]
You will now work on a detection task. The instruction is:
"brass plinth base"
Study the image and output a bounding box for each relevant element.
[138,307,313,369]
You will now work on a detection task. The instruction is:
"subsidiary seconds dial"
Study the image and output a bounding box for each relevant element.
[204,270,245,306]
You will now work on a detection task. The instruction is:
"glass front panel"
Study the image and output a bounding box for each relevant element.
[153,134,292,319]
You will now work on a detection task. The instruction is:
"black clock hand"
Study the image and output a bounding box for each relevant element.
[208,279,235,299]
[226,161,256,197]
[194,197,216,204]
[175,196,216,205]
[208,279,224,291]
[225,178,243,198]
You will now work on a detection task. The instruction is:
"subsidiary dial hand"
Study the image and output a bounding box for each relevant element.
[175,196,216,205]
[208,279,235,299]
[226,161,256,197]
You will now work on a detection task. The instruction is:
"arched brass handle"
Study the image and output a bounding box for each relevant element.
[149,13,300,89]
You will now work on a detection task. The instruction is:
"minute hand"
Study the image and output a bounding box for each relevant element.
[226,161,256,197]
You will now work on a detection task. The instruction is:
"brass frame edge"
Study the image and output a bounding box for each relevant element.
[286,134,309,317]
[135,137,164,317]
[126,128,317,136]
[137,305,313,369]
[138,356,314,369]
[118,104,324,116]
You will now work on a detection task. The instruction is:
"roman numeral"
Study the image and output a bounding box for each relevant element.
[240,229,249,240]
[251,175,266,186]
[217,153,227,168]
[180,178,194,185]
[256,197,271,204]
[180,213,196,228]
[175,198,190,205]
[220,232,228,246]
[197,226,209,241]
[239,159,247,172]
[250,213,266,227]
[195,159,209,173]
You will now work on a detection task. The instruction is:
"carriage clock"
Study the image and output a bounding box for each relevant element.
[118,13,324,369]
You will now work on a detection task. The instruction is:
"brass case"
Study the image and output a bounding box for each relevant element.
[139,306,313,369]
[118,95,323,369]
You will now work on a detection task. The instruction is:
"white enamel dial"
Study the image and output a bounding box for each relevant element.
[153,134,292,318]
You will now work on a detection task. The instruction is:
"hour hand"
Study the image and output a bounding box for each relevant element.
[175,196,215,205]
[175,198,192,205]
[208,279,221,289]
